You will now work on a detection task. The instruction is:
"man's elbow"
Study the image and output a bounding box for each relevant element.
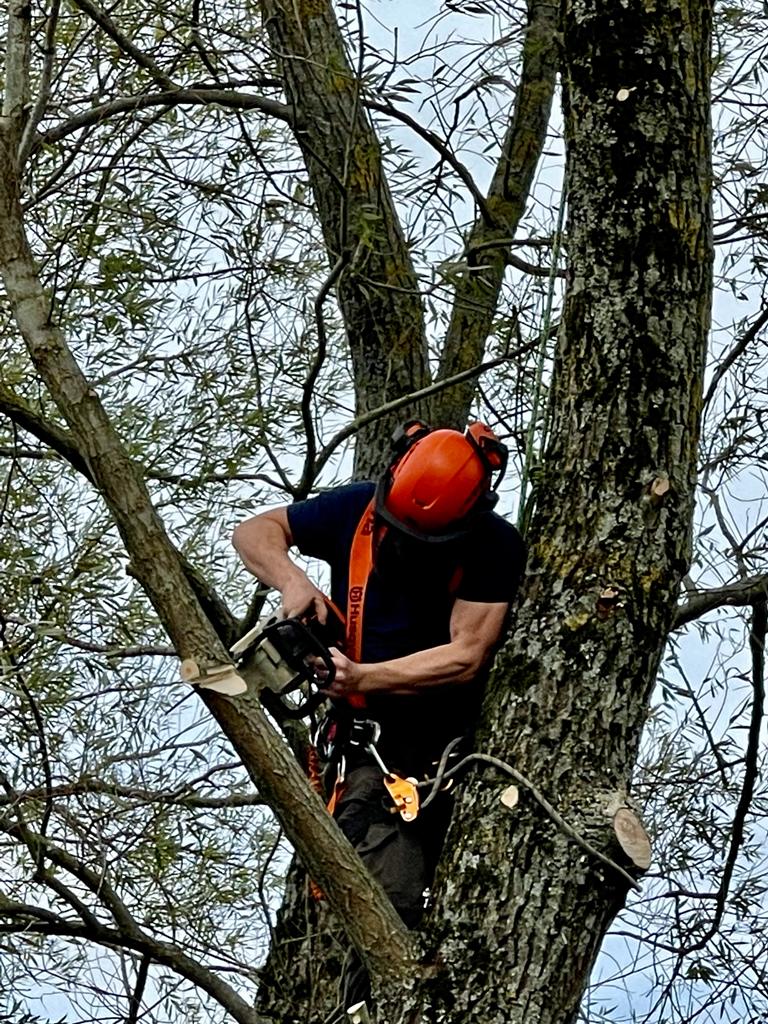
[232,510,292,557]
[454,644,494,684]
[231,519,252,553]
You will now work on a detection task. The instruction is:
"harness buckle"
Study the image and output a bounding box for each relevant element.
[348,718,381,750]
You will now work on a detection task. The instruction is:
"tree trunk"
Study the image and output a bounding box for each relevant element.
[259,0,430,477]
[388,0,713,1020]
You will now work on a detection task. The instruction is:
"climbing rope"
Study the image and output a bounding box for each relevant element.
[417,745,642,892]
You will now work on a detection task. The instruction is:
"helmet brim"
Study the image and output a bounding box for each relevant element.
[373,475,482,544]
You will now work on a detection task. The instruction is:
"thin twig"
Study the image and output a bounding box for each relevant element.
[679,598,766,953]
[310,343,536,482]
[703,304,768,408]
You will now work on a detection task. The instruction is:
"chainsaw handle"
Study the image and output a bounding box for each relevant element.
[307,642,336,688]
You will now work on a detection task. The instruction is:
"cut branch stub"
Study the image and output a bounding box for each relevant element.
[179,658,247,696]
[647,474,671,507]
[596,586,622,619]
[612,807,652,870]
[500,784,520,810]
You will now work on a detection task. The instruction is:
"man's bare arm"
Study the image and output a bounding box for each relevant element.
[320,598,508,698]
[231,509,327,620]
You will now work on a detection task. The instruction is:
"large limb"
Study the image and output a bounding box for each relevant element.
[0,114,416,1000]
[397,0,714,1018]
[432,0,559,430]
[259,0,430,476]
[674,573,768,628]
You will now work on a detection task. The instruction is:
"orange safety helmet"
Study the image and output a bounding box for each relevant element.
[375,420,508,541]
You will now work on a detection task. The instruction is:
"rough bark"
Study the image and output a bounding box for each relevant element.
[0,0,714,1017]
[259,0,430,478]
[432,0,558,430]
[389,0,713,1021]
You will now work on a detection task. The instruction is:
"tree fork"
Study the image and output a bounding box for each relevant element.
[259,0,430,477]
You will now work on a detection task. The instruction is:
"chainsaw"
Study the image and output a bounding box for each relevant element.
[231,602,419,819]
[229,600,347,717]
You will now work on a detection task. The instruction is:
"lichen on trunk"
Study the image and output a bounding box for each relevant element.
[383,0,713,1020]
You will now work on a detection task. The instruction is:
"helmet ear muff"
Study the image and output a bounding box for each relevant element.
[390,419,432,459]
[465,422,508,494]
[473,489,499,514]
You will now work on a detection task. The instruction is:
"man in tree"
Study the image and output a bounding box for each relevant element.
[232,420,526,1012]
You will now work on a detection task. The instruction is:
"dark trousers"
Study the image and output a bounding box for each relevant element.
[331,764,453,1013]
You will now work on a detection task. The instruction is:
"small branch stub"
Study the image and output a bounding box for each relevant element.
[648,474,671,507]
[347,1002,372,1024]
[596,586,622,619]
[500,784,519,810]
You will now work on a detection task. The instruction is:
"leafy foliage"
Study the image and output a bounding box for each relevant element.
[0,1,767,1022]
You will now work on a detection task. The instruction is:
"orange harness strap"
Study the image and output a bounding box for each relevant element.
[310,499,379,900]
[344,498,380,709]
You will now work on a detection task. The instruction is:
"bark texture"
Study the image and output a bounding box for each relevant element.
[432,0,558,430]
[260,0,430,477]
[393,0,713,1021]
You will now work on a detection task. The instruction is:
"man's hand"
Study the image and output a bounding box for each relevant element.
[232,509,328,621]
[281,572,328,622]
[318,647,365,698]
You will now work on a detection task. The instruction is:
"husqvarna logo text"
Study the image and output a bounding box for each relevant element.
[348,586,364,652]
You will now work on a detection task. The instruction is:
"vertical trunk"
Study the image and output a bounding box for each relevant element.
[432,0,558,431]
[389,0,713,1020]
[260,0,430,477]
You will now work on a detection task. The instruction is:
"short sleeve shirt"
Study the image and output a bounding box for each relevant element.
[287,481,526,769]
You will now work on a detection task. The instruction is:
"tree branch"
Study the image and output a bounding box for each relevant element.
[40,88,296,147]
[259,0,430,476]
[0,383,94,481]
[18,0,61,166]
[674,573,768,629]
[70,0,176,89]
[365,98,495,224]
[703,302,768,408]
[0,892,264,1024]
[0,386,239,645]
[128,954,151,1024]
[0,123,417,990]
[0,773,265,810]
[311,345,536,482]
[3,0,32,135]
[432,0,559,430]
[680,597,765,952]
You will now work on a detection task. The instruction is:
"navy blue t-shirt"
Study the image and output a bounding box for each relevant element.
[287,481,526,770]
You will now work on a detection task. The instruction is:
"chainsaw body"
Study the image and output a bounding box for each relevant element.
[231,601,346,714]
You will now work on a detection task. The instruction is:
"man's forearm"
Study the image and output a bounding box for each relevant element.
[357,641,486,694]
[232,513,328,620]
[321,599,508,700]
